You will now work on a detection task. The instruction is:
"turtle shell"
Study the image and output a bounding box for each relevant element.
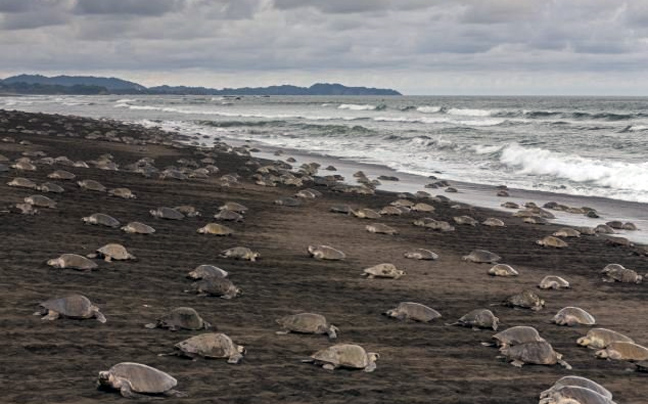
[159,307,206,330]
[97,244,133,260]
[25,195,56,208]
[277,313,328,333]
[458,309,498,329]
[502,340,558,365]
[40,294,94,318]
[311,344,370,369]
[188,265,228,279]
[463,249,501,263]
[493,326,544,347]
[107,362,176,394]
[388,302,441,322]
[543,376,612,400]
[578,328,634,349]
[175,333,237,358]
[191,278,237,297]
[152,207,184,220]
[87,213,120,227]
[79,180,106,191]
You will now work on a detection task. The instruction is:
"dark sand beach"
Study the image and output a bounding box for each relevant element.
[0,110,646,403]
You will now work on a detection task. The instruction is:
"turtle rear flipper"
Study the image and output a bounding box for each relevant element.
[118,382,162,400]
[42,310,60,321]
[163,389,188,398]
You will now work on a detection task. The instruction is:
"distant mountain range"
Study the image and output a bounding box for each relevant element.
[0,74,401,96]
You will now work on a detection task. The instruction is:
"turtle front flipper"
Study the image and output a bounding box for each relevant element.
[42,310,60,321]
[322,363,336,371]
[510,360,525,367]
[227,353,243,364]
[93,308,107,323]
[363,361,376,373]
[119,381,161,400]
[326,325,339,339]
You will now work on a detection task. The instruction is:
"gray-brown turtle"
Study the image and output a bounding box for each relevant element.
[48,170,76,180]
[121,222,156,234]
[186,278,241,299]
[25,195,56,208]
[145,307,211,331]
[12,161,37,171]
[454,215,479,226]
[98,362,186,399]
[187,265,229,280]
[219,246,259,261]
[108,188,136,199]
[411,202,435,212]
[605,236,633,247]
[47,254,98,270]
[363,263,405,279]
[595,341,648,361]
[538,275,570,290]
[89,244,136,262]
[482,218,506,227]
[82,213,120,228]
[303,344,378,372]
[601,264,642,283]
[552,307,596,327]
[77,179,106,192]
[161,333,245,363]
[487,326,545,348]
[499,340,571,369]
[35,294,106,323]
[488,264,519,277]
[214,210,244,221]
[13,203,38,215]
[219,202,248,213]
[539,386,614,404]
[447,309,499,331]
[351,208,382,219]
[502,290,544,310]
[384,302,441,322]
[537,236,568,248]
[540,376,613,401]
[577,328,634,349]
[308,245,345,260]
[174,205,201,217]
[37,182,64,193]
[366,223,399,235]
[197,223,234,236]
[595,224,615,234]
[276,313,339,339]
[150,207,185,220]
[553,228,581,238]
[380,206,404,216]
[462,249,501,264]
[403,248,438,260]
[8,177,38,189]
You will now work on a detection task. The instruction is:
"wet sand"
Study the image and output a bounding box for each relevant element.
[0,109,646,404]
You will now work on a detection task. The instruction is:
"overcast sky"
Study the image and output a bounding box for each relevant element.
[1,0,647,95]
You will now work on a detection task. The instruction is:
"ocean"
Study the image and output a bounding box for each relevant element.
[2,94,647,242]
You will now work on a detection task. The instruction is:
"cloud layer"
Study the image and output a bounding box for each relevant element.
[0,0,646,94]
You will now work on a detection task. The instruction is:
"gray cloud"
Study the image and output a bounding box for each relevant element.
[0,0,647,94]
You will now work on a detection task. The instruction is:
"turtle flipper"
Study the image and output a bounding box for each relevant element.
[322,363,336,371]
[119,382,160,400]
[42,310,60,321]
[364,361,376,373]
[164,389,188,398]
[227,353,243,364]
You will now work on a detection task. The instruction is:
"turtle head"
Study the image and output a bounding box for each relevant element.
[237,345,246,355]
[235,287,243,297]
[327,325,339,339]
[187,270,199,279]
[368,352,380,362]
[461,255,469,261]
[197,227,206,234]
[92,307,107,323]
[81,216,91,224]
[397,270,406,278]
[491,316,500,331]
[97,371,113,387]
[595,349,609,359]
[576,336,590,347]
[636,275,643,284]
[46,258,61,268]
[149,209,159,217]
[383,309,396,318]
[249,252,260,261]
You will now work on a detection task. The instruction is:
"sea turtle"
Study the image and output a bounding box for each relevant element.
[391,199,414,208]
[622,222,638,231]
[145,307,211,331]
[411,203,435,212]
[121,222,156,234]
[606,221,624,229]
[605,236,633,247]
[330,204,352,214]
[539,376,613,401]
[538,275,570,290]
[25,195,56,208]
[7,177,38,189]
[462,249,501,264]
[219,202,248,213]
[487,326,545,348]
[419,219,455,232]
[384,302,441,322]
[82,213,120,228]
[446,187,458,193]
[276,313,339,339]
[47,254,98,270]
[351,208,382,219]
[214,209,244,221]
[174,205,201,217]
[553,228,581,238]
[219,246,259,261]
[595,341,648,361]
[601,264,642,284]
[303,344,378,372]
[496,190,509,197]
[537,236,568,248]
[296,188,322,199]
[403,248,438,260]
[274,197,302,207]
[150,207,185,220]
[363,263,405,279]
[186,277,241,299]
[453,216,479,226]
[108,188,136,199]
[12,161,37,171]
[35,294,106,323]
[89,244,136,262]
[488,264,519,277]
[308,245,345,260]
[37,182,64,193]
[366,223,399,235]
[160,169,188,180]
[447,308,499,331]
[502,290,544,310]
[501,202,520,209]
[77,179,106,192]
[48,170,76,180]
[197,223,234,236]
[187,265,229,280]
[595,224,615,234]
[97,362,186,399]
[161,333,245,363]
[577,328,634,349]
[482,218,506,227]
[552,307,596,326]
[524,216,549,225]
[380,206,404,216]
[539,386,614,404]
[576,226,597,235]
[13,203,38,215]
[499,340,571,369]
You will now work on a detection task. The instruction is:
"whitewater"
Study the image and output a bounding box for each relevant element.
[2,94,648,204]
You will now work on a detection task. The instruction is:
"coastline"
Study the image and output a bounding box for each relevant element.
[1,109,647,403]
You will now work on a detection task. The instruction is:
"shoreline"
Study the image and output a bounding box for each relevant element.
[1,109,647,404]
